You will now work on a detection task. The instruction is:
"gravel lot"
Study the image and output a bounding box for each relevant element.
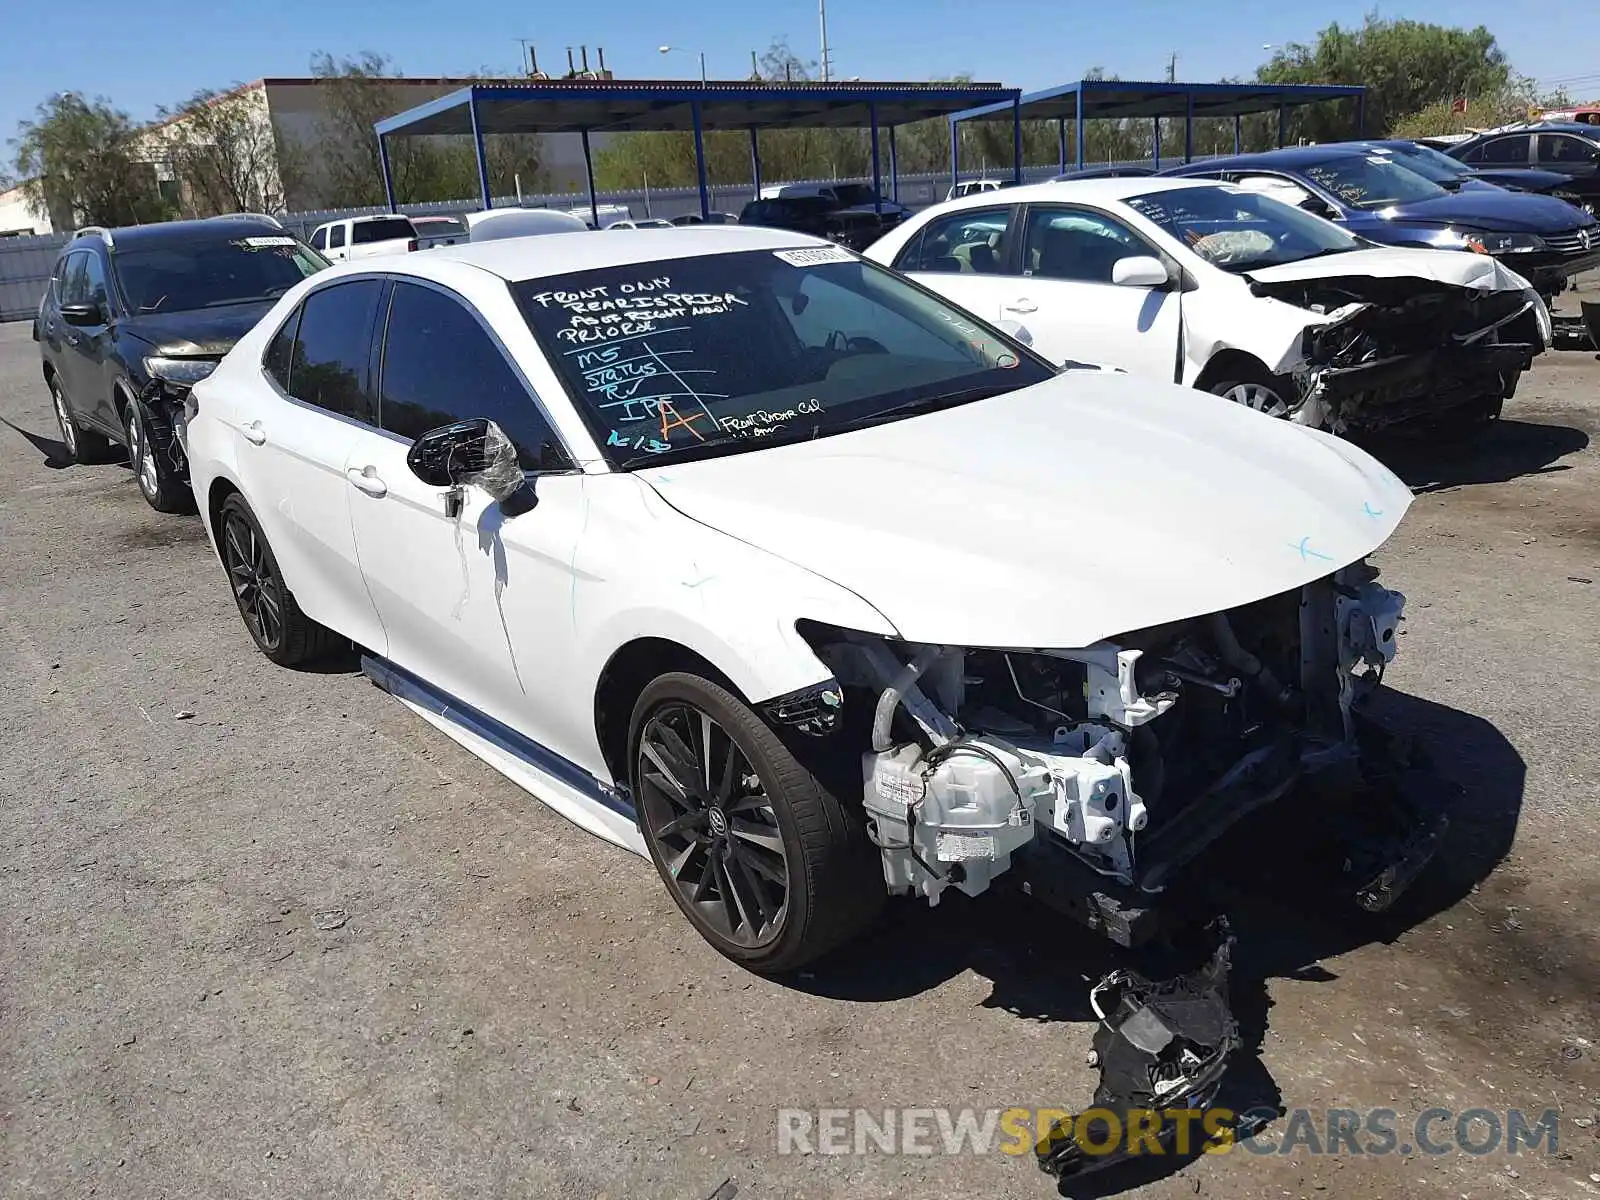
[1,297,1597,1200]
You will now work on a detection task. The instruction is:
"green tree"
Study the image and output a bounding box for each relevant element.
[154,86,284,216]
[10,92,170,228]
[283,52,548,209]
[1256,15,1509,140]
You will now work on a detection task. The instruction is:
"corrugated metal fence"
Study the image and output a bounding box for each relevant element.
[0,234,69,323]
[0,164,1085,322]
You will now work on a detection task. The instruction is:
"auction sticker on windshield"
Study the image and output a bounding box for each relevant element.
[238,236,298,248]
[773,246,857,266]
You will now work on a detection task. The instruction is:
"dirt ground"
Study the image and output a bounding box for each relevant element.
[1,288,1597,1200]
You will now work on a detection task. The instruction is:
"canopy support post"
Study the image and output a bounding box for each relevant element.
[1012,96,1023,183]
[869,103,883,215]
[580,130,598,228]
[888,125,899,203]
[378,134,396,213]
[1075,87,1086,170]
[468,89,491,210]
[691,100,710,220]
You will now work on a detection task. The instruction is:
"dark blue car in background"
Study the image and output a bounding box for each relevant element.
[1162,146,1600,298]
[1354,139,1581,202]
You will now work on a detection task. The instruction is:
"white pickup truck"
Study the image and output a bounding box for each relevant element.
[307,214,418,261]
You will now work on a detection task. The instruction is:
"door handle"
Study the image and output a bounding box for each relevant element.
[241,420,266,445]
[346,466,387,497]
[1003,299,1038,314]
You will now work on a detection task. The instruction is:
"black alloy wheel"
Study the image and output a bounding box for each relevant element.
[222,506,285,656]
[637,701,791,950]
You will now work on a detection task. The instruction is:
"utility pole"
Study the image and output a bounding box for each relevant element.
[819,0,832,82]
[1166,51,1178,83]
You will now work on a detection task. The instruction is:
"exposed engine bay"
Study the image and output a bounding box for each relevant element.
[1250,275,1548,434]
[791,560,1417,944]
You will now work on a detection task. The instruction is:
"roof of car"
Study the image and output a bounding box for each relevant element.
[933,175,1220,212]
[405,224,833,282]
[74,216,293,250]
[1164,145,1372,173]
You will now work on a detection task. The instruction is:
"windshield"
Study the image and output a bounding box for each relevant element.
[1299,154,1448,209]
[512,247,1054,469]
[416,217,466,235]
[112,236,327,314]
[1125,185,1361,272]
[1380,142,1470,181]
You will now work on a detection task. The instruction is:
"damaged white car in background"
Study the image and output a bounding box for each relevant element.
[188,232,1444,1155]
[867,177,1552,435]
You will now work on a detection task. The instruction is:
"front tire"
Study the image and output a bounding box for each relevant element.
[126,395,195,513]
[630,672,883,973]
[1206,368,1297,420]
[217,495,341,667]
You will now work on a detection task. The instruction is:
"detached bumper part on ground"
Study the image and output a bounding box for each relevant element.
[1035,921,1240,1178]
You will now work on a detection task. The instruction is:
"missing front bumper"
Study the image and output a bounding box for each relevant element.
[1307,342,1535,432]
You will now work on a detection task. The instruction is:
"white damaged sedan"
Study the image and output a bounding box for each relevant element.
[866,177,1552,434]
[188,226,1426,974]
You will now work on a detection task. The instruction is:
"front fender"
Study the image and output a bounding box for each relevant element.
[571,475,900,708]
[1183,286,1319,382]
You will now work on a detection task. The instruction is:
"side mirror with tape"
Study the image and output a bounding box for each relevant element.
[406,418,538,517]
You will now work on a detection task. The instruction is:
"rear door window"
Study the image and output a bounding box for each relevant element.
[895,208,1014,274]
[285,279,383,422]
[262,306,302,392]
[328,224,347,250]
[1478,135,1531,165]
[378,281,568,471]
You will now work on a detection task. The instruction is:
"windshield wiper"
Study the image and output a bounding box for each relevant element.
[831,383,1017,432]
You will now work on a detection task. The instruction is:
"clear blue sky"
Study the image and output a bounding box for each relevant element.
[4,0,1596,166]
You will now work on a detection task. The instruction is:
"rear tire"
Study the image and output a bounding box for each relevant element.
[630,671,883,973]
[48,374,111,465]
[217,494,342,667]
[126,396,196,513]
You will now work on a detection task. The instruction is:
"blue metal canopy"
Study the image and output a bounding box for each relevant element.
[946,79,1367,182]
[374,78,1021,226]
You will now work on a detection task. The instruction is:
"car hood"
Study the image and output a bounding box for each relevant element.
[1245,246,1530,292]
[637,374,1412,649]
[121,299,276,357]
[1375,190,1592,233]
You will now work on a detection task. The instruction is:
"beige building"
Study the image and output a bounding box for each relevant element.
[0,181,54,237]
[141,76,611,216]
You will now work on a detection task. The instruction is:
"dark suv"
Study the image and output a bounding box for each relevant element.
[738,197,888,250]
[33,216,328,511]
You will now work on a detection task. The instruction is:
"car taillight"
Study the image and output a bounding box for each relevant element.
[407,239,418,251]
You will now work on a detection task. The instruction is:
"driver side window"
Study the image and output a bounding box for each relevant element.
[1022,207,1149,283]
[378,281,570,472]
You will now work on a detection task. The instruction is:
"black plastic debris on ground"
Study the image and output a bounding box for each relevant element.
[1036,919,1241,1179]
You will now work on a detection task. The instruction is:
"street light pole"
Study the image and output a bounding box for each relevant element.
[658,45,707,84]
